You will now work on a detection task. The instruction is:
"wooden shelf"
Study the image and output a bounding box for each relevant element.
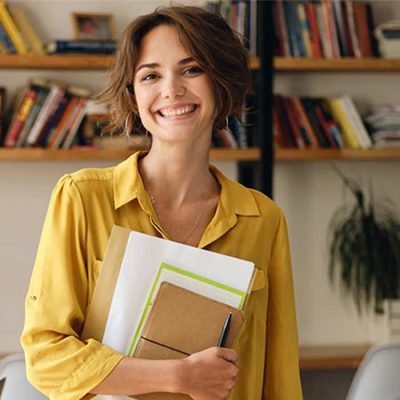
[299,344,370,370]
[0,54,261,70]
[275,148,400,161]
[274,57,400,72]
[0,147,261,162]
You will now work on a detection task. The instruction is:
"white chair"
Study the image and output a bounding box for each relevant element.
[346,342,400,400]
[0,353,47,399]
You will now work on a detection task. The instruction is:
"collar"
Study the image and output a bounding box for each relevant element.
[113,151,260,218]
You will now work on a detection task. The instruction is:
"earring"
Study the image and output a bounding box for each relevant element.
[224,116,229,130]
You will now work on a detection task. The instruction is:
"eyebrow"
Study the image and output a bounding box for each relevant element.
[135,57,196,73]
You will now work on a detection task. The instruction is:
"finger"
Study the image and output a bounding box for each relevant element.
[219,348,238,364]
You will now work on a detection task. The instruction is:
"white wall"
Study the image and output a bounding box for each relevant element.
[1,0,400,354]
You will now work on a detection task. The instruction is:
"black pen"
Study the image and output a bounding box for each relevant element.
[218,311,232,347]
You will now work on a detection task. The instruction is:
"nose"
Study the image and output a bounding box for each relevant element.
[161,74,186,99]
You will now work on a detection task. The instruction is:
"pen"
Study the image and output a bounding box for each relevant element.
[218,311,232,347]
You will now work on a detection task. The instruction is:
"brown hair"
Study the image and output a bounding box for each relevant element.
[96,5,252,136]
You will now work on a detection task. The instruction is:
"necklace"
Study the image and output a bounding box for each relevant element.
[149,194,207,244]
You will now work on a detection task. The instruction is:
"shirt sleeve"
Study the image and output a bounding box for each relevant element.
[264,211,303,399]
[20,175,124,400]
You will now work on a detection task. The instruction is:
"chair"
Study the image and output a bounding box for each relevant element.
[346,342,400,400]
[0,353,47,399]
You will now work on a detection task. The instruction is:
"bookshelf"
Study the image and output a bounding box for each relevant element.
[0,54,261,70]
[274,57,400,72]
[0,147,261,161]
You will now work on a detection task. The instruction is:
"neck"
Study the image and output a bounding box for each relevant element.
[139,143,218,208]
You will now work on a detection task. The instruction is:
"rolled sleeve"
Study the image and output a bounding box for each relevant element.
[21,175,123,400]
[264,211,303,399]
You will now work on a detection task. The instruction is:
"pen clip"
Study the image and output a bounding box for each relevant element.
[218,311,232,348]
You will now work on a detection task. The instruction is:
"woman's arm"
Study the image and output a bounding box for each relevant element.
[91,347,239,400]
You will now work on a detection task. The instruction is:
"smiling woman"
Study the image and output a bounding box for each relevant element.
[21,5,302,400]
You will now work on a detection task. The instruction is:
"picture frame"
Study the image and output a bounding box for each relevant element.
[71,13,115,40]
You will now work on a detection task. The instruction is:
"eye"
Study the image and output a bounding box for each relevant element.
[184,66,204,76]
[141,73,159,82]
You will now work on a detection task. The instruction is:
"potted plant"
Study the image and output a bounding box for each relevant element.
[328,168,400,315]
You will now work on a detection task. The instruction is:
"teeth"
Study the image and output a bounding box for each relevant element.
[160,105,195,117]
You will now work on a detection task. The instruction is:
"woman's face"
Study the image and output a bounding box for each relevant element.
[133,24,216,146]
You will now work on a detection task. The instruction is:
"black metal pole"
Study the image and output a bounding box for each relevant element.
[257,0,274,197]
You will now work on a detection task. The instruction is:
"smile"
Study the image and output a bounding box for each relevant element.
[158,104,197,117]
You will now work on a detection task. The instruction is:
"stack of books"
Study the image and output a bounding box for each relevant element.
[0,1,45,54]
[3,79,91,148]
[374,21,400,58]
[365,104,400,148]
[273,94,372,149]
[274,0,379,58]
[82,227,256,364]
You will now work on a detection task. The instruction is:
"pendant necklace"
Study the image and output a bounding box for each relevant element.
[150,194,207,243]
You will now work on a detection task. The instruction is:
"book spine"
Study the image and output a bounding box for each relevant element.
[353,2,373,58]
[305,2,322,58]
[345,1,361,58]
[274,95,297,148]
[292,97,319,148]
[324,0,341,58]
[274,0,290,56]
[328,97,361,149]
[284,97,306,148]
[332,0,348,56]
[0,20,16,53]
[297,3,312,58]
[47,40,116,54]
[0,2,27,54]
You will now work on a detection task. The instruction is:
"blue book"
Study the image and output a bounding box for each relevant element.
[0,21,16,53]
[47,39,116,54]
[283,1,306,57]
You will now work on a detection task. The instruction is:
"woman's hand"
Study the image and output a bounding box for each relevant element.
[176,346,239,400]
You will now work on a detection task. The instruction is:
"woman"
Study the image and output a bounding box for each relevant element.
[21,6,302,400]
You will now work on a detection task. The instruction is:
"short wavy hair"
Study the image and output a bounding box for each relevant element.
[96,5,252,136]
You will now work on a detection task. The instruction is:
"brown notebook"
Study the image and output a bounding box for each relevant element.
[132,282,244,400]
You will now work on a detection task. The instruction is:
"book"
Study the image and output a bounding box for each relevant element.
[327,97,361,149]
[0,1,28,54]
[0,20,16,53]
[304,2,322,58]
[8,4,45,55]
[345,0,361,58]
[4,88,37,147]
[132,282,244,400]
[46,39,117,54]
[129,262,247,356]
[82,227,255,357]
[353,2,373,58]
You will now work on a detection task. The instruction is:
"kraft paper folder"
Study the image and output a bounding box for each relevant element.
[133,282,244,400]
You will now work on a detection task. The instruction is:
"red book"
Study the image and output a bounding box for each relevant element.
[274,0,290,56]
[313,102,338,148]
[353,2,373,57]
[305,2,322,58]
[274,95,296,148]
[284,97,305,149]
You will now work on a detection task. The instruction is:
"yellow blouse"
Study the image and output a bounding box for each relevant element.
[21,151,302,400]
